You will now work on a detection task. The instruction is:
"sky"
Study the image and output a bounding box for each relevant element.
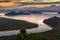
[0,0,60,2]
[20,0,59,2]
[0,0,60,7]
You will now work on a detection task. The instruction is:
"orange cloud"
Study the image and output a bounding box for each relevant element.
[0,2,16,7]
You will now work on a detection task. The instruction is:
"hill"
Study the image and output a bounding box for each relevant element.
[40,16,60,40]
[0,17,38,31]
[43,16,60,27]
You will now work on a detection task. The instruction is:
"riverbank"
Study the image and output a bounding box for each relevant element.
[0,33,45,40]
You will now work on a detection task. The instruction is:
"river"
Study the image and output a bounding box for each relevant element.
[0,14,60,36]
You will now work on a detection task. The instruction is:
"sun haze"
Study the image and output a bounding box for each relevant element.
[0,1,16,7]
[0,0,60,7]
[43,0,57,2]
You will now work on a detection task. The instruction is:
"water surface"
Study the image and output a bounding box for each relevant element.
[0,14,59,36]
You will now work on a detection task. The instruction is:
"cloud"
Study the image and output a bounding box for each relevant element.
[17,0,60,2]
[0,0,10,2]
[0,0,60,2]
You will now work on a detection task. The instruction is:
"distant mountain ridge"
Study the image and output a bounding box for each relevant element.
[40,5,60,12]
[22,5,60,12]
[19,2,60,5]
[0,4,60,13]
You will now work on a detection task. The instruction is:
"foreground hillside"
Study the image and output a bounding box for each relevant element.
[42,16,60,40]
[0,17,38,31]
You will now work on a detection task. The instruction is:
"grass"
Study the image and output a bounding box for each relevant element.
[0,34,45,40]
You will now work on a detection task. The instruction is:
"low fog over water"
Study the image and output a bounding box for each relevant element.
[0,13,60,36]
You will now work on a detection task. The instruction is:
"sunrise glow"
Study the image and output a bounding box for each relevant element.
[44,0,57,2]
[0,2,16,7]
[0,0,60,7]
[18,0,34,2]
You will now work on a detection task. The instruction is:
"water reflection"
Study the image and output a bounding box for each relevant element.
[0,14,59,36]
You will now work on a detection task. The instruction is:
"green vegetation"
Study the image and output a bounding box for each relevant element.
[17,28,29,40]
[0,17,38,31]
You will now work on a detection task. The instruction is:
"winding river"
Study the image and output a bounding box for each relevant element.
[0,14,60,36]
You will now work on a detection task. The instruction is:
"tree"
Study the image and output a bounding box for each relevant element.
[16,28,45,40]
[17,28,30,40]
